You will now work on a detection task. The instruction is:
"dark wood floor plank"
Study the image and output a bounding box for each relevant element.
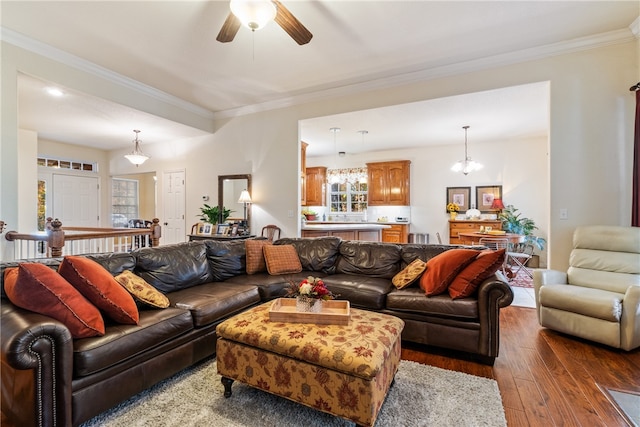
[400,305,640,427]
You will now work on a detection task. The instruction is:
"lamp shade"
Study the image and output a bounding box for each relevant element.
[490,198,505,210]
[238,190,252,204]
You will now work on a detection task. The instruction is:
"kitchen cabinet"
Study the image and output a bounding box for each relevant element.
[381,224,409,243]
[366,160,410,206]
[300,142,308,205]
[448,220,502,244]
[304,166,326,206]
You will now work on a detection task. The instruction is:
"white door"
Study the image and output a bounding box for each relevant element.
[162,170,185,244]
[52,174,99,227]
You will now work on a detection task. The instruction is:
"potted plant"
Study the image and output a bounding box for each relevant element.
[198,204,233,225]
[301,209,318,221]
[498,205,546,254]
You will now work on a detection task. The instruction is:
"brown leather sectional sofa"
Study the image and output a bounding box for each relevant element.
[1,237,512,427]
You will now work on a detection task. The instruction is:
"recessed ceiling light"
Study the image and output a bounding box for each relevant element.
[45,87,64,97]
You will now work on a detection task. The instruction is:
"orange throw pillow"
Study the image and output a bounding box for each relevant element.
[420,249,479,296]
[245,239,272,274]
[59,256,139,325]
[4,264,105,338]
[448,249,506,299]
[263,244,302,275]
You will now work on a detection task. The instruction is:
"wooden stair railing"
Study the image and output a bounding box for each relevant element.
[4,217,161,259]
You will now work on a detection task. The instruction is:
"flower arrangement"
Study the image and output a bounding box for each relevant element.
[289,276,337,301]
[446,202,460,213]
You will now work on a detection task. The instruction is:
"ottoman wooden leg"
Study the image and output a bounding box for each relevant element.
[221,377,234,398]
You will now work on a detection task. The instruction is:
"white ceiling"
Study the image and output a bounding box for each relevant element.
[2,1,638,155]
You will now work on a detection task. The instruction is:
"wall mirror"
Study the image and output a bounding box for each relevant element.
[218,174,251,226]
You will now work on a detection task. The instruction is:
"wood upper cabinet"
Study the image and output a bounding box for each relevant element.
[366,160,411,206]
[300,142,308,205]
[304,166,327,206]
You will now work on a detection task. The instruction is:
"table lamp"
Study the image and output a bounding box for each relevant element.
[238,189,252,234]
[490,198,505,215]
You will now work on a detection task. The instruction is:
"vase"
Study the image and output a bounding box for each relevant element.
[296,296,322,313]
[450,212,457,220]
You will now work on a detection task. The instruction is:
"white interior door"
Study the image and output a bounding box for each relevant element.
[52,174,99,227]
[162,170,185,245]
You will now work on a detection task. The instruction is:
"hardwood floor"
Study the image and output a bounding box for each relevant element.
[401,306,640,426]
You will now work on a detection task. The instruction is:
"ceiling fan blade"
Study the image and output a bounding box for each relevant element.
[216,12,241,43]
[273,0,313,45]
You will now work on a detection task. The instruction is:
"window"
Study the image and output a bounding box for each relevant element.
[112,178,139,226]
[37,157,97,172]
[329,181,368,213]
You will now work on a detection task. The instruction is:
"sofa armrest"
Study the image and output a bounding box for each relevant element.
[476,275,513,359]
[532,269,568,317]
[1,301,73,427]
[621,286,640,351]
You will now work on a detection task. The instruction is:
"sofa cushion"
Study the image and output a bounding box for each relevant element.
[205,240,247,281]
[392,258,427,289]
[263,245,303,275]
[86,252,136,276]
[245,239,271,274]
[135,242,213,293]
[448,249,505,299]
[4,264,105,338]
[274,237,342,273]
[386,286,479,319]
[336,241,402,279]
[420,249,479,296]
[169,282,261,327]
[321,274,393,310]
[226,271,320,300]
[400,244,454,266]
[72,307,194,377]
[58,256,139,325]
[115,270,170,308]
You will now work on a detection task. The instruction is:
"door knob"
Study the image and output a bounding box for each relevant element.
[164,222,168,226]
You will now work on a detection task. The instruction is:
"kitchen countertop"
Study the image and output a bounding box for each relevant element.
[301,223,392,231]
[305,221,409,226]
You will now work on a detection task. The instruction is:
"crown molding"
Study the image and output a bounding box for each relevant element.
[215,27,637,119]
[1,27,215,121]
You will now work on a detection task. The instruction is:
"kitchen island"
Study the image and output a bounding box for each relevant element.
[301,223,391,242]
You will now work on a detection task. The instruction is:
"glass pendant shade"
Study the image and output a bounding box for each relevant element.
[230,0,277,31]
[124,130,149,166]
[451,125,482,175]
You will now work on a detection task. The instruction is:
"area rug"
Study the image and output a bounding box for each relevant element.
[81,358,506,427]
[508,267,533,288]
[600,385,640,427]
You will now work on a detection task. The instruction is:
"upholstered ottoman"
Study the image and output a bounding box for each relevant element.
[216,301,404,427]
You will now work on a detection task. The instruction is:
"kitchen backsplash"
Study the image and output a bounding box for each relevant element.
[303,205,411,223]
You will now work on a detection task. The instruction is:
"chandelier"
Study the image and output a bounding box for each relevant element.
[124,130,150,167]
[451,125,482,175]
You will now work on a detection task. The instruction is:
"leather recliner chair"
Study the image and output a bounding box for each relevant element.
[533,225,640,350]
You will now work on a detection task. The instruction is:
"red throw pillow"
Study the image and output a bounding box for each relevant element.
[420,249,479,296]
[4,264,105,338]
[58,256,139,325]
[448,249,506,299]
[245,239,272,274]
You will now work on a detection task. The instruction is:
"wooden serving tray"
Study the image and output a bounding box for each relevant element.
[269,298,350,325]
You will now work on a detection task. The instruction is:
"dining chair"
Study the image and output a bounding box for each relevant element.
[507,243,534,279]
[261,224,282,242]
[479,237,510,279]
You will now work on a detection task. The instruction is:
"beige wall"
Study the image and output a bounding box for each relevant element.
[2,39,638,269]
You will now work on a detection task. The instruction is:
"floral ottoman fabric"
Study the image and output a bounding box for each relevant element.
[216,301,404,426]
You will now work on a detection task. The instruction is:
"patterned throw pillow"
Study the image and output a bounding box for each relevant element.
[245,239,272,274]
[392,258,427,289]
[115,270,170,308]
[263,244,303,275]
[419,249,480,296]
[4,264,105,338]
[58,256,139,325]
[448,249,506,299]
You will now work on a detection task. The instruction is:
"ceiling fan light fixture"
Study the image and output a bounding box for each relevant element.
[124,130,150,167]
[230,0,277,31]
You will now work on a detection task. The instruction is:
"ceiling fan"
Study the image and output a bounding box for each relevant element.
[216,0,313,45]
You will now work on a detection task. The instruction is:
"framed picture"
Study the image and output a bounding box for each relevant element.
[475,185,503,213]
[230,223,239,237]
[197,223,213,236]
[216,224,230,235]
[446,187,471,212]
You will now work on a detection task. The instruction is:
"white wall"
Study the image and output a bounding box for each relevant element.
[2,39,637,269]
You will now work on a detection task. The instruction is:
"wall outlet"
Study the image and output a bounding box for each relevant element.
[559,208,568,220]
[288,210,294,218]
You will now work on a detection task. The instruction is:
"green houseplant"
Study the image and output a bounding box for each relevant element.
[198,204,233,225]
[498,205,546,252]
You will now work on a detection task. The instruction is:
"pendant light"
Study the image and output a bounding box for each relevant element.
[327,127,342,184]
[451,125,482,175]
[124,130,150,167]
